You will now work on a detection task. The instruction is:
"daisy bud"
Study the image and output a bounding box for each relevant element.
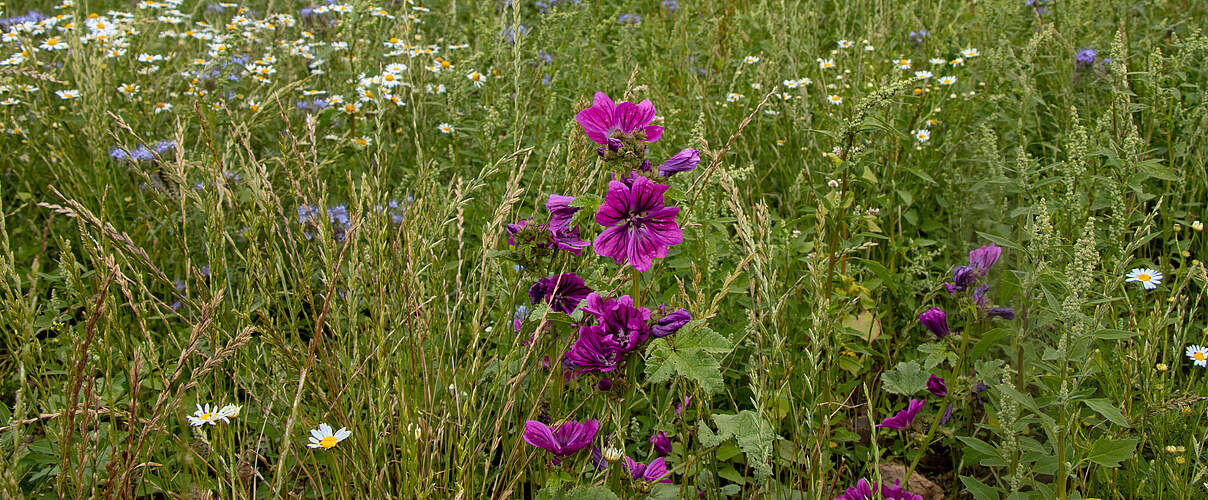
[603,446,624,462]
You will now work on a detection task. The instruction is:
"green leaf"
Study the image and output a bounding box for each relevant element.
[959,475,1001,500]
[1085,438,1138,467]
[974,231,1022,251]
[568,193,603,208]
[698,411,779,480]
[1083,399,1131,428]
[880,360,928,395]
[645,322,731,394]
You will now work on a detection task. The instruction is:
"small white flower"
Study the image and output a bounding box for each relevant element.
[819,58,835,70]
[55,89,79,99]
[782,79,799,89]
[929,57,947,65]
[187,403,221,426]
[826,94,842,105]
[837,40,853,49]
[437,123,453,134]
[307,423,352,450]
[915,71,933,80]
[827,179,840,188]
[1187,345,1208,367]
[962,48,980,58]
[1125,268,1163,290]
[603,446,624,462]
[466,70,486,87]
[743,55,760,64]
[913,129,930,142]
[938,76,957,85]
[894,59,912,70]
[154,102,172,113]
[217,404,242,422]
[726,93,743,103]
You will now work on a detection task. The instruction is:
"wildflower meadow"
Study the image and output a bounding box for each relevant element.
[2,0,1208,498]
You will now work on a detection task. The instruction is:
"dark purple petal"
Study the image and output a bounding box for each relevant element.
[546,194,580,230]
[988,307,1015,320]
[926,374,947,398]
[523,421,561,454]
[876,399,926,429]
[650,431,672,457]
[968,243,1001,273]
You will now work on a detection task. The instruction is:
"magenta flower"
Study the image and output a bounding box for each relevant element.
[580,293,652,350]
[918,307,953,339]
[575,92,664,144]
[926,374,947,398]
[522,419,599,457]
[564,324,623,374]
[623,456,673,483]
[529,273,593,314]
[877,399,925,429]
[834,478,923,500]
[594,176,683,272]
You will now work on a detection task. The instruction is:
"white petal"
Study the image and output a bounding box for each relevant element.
[319,423,333,435]
[310,428,325,439]
[335,428,351,440]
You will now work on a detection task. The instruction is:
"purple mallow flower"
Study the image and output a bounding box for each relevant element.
[919,307,953,339]
[522,419,599,457]
[565,324,623,374]
[657,148,701,177]
[834,478,923,500]
[650,431,672,456]
[594,176,683,272]
[623,456,673,483]
[927,374,947,398]
[575,92,663,145]
[877,399,926,429]
[529,273,593,314]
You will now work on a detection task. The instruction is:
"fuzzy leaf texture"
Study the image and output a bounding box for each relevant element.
[644,321,732,395]
[880,360,928,395]
[697,410,779,480]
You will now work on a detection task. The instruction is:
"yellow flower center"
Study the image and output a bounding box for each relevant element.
[1195,352,1205,361]
[1137,273,1151,282]
[319,436,338,449]
[200,412,213,420]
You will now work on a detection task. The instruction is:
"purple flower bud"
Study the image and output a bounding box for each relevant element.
[607,137,624,152]
[973,284,989,309]
[918,307,952,339]
[652,308,691,337]
[639,159,652,172]
[940,403,954,425]
[676,396,690,416]
[650,431,672,456]
[987,307,1016,320]
[657,148,701,177]
[597,378,613,391]
[597,147,607,158]
[926,374,947,398]
[968,243,1001,273]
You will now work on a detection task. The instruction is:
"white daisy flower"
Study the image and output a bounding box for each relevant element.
[55,89,79,99]
[929,58,947,65]
[915,70,933,80]
[938,76,957,85]
[782,79,799,89]
[187,403,221,426]
[1125,268,1163,290]
[307,423,352,450]
[837,40,853,49]
[466,70,486,87]
[894,59,912,70]
[1187,345,1208,367]
[913,129,930,142]
[744,55,760,64]
[819,58,835,70]
[962,48,980,58]
[726,93,744,102]
[826,94,842,105]
[437,123,453,134]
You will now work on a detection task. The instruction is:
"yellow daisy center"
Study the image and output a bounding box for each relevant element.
[200,412,212,420]
[319,436,338,449]
[1195,352,1205,361]
[1137,273,1151,282]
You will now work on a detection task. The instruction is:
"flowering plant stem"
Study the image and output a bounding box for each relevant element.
[900,308,973,486]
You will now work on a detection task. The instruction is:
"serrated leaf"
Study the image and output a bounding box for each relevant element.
[676,321,733,354]
[568,193,603,208]
[702,411,779,480]
[645,322,730,394]
[880,360,928,395]
[1083,399,1130,428]
[1085,438,1138,467]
